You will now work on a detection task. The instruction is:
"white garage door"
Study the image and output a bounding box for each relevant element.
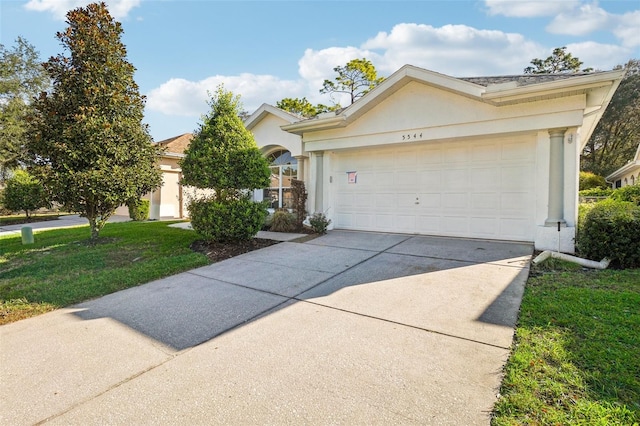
[331,137,537,242]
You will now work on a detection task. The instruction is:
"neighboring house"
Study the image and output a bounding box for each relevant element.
[606,143,640,188]
[247,64,624,253]
[115,133,193,219]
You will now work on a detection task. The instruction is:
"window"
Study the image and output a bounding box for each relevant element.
[632,175,636,185]
[264,150,297,209]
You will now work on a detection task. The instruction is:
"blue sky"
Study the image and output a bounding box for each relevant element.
[2,0,639,142]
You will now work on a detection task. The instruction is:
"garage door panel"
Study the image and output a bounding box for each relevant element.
[332,137,536,242]
[501,165,533,189]
[471,167,500,188]
[500,218,531,240]
[442,216,469,235]
[444,146,469,163]
[470,217,499,236]
[471,193,499,210]
[502,142,534,160]
[419,170,441,186]
[416,215,441,233]
[396,171,418,186]
[472,143,498,161]
[443,169,468,189]
[418,146,443,164]
[442,193,468,209]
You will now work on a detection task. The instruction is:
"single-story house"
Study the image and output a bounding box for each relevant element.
[606,143,640,188]
[115,133,193,220]
[246,64,625,253]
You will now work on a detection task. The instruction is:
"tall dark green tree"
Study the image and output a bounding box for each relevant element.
[581,59,640,176]
[524,46,593,74]
[181,86,270,242]
[27,2,162,240]
[0,37,49,181]
[320,58,385,106]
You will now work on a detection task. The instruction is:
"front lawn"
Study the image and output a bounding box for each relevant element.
[492,259,640,425]
[0,221,209,324]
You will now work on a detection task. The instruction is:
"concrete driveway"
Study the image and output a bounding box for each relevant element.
[0,230,532,425]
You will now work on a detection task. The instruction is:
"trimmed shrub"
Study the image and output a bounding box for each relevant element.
[611,184,640,205]
[127,198,149,221]
[578,187,614,197]
[308,212,331,234]
[0,170,48,219]
[576,199,640,269]
[270,210,297,232]
[188,196,268,242]
[579,171,608,190]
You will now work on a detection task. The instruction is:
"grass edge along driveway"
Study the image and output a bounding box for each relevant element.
[0,221,209,324]
[491,258,639,425]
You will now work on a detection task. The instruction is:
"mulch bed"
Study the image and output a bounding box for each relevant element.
[190,238,281,263]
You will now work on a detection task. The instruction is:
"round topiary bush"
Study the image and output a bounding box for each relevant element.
[576,199,640,269]
[188,196,268,242]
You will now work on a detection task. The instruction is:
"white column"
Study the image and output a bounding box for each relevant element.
[294,155,306,184]
[545,128,567,226]
[314,151,324,213]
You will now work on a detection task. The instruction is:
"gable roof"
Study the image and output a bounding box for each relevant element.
[281,64,625,143]
[244,103,303,130]
[606,143,640,182]
[156,133,193,155]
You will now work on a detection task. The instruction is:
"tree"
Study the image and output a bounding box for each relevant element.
[276,97,320,118]
[27,2,162,240]
[0,170,48,219]
[524,47,593,74]
[320,58,385,106]
[276,97,336,118]
[181,86,270,242]
[581,59,639,176]
[0,37,49,182]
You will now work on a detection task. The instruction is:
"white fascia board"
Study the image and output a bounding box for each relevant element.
[245,103,301,130]
[162,152,185,159]
[606,160,640,182]
[281,115,346,135]
[483,69,625,105]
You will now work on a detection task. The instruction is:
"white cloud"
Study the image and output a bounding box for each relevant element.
[146,74,305,117]
[614,10,640,47]
[24,0,141,20]
[547,3,612,36]
[566,41,633,70]
[484,0,578,17]
[361,23,542,76]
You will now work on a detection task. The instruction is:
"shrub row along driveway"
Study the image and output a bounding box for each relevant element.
[1,230,532,425]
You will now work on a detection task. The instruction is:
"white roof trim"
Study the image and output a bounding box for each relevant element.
[282,65,625,135]
[245,103,302,130]
[606,143,640,181]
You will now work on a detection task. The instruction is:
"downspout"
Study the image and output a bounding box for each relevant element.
[533,250,610,270]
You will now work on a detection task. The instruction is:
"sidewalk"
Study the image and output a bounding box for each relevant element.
[0,214,132,238]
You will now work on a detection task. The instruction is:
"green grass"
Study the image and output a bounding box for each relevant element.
[492,260,640,425]
[0,221,209,324]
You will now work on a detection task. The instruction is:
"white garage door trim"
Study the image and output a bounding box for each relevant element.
[330,136,537,242]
